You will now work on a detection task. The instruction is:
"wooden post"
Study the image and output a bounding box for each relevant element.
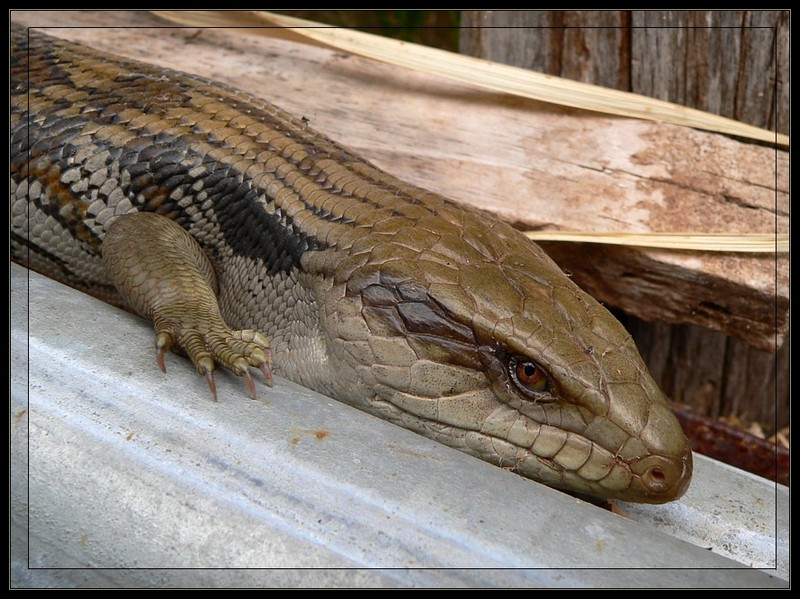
[461,10,789,433]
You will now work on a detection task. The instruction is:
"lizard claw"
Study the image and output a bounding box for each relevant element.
[155,332,173,374]
[242,368,257,400]
[204,367,218,402]
[157,348,167,374]
[260,361,273,388]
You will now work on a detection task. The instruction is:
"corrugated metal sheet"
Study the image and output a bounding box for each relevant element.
[10,264,787,588]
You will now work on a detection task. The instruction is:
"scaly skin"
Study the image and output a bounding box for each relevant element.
[10,26,692,503]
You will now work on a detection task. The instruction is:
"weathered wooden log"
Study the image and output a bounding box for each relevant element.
[13,10,788,351]
[12,10,789,430]
[461,9,789,431]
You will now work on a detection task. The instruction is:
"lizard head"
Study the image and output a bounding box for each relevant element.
[322,201,692,504]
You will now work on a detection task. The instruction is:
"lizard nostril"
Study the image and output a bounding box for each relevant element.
[649,466,666,483]
[629,448,693,502]
[642,462,671,494]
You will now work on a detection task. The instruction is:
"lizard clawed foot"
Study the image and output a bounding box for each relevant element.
[153,327,272,401]
[103,212,274,402]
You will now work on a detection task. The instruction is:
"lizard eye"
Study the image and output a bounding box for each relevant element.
[509,356,553,400]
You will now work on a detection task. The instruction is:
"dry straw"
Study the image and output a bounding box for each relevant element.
[153,11,789,253]
[524,232,787,253]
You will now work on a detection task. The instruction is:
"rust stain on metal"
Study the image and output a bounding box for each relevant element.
[289,428,332,444]
[671,402,789,486]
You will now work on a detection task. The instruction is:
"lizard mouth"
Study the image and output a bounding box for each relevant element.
[379,393,694,504]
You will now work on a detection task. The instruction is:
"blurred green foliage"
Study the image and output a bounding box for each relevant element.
[278,11,462,52]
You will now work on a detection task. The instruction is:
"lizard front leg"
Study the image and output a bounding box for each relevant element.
[102,212,273,400]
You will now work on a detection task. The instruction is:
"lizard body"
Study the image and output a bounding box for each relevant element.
[11,26,692,503]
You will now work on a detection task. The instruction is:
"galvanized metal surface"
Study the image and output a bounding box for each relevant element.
[10,264,788,588]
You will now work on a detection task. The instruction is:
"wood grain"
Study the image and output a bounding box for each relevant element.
[460,9,788,430]
[12,10,788,353]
